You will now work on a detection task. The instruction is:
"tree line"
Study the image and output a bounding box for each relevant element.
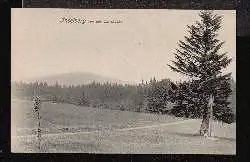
[11,78,173,113]
[11,75,235,124]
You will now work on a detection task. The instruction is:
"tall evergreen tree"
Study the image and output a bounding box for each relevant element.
[168,10,234,136]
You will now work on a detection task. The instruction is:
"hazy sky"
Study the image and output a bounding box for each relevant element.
[12,9,236,84]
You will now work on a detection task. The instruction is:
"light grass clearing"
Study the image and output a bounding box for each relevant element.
[11,99,236,154]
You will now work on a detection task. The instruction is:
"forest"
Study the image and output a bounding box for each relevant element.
[11,76,236,123]
[11,78,172,113]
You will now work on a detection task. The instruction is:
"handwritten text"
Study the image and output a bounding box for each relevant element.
[59,17,123,24]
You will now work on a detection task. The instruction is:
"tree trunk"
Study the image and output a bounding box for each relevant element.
[199,94,214,137]
[200,113,209,136]
[208,95,214,137]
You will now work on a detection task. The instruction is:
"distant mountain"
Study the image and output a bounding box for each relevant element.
[22,72,131,86]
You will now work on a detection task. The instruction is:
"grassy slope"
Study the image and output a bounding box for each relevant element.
[11,99,236,154]
[11,99,183,135]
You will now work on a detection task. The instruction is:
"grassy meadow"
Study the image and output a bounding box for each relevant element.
[11,98,236,154]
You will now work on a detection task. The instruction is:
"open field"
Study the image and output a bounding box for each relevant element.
[11,99,236,154]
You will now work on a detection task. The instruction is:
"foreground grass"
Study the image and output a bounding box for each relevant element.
[11,99,236,154]
[11,99,183,135]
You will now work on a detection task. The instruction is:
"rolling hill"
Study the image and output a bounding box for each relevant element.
[21,72,131,86]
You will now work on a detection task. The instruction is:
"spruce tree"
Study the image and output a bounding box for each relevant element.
[168,10,233,136]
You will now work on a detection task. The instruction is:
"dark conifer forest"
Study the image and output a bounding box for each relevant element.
[11,77,236,123]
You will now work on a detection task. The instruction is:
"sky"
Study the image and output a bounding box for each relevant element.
[11,9,236,84]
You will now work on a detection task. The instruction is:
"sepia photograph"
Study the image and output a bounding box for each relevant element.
[11,9,236,154]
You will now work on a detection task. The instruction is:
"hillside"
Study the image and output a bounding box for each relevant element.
[21,72,131,86]
[11,99,236,153]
